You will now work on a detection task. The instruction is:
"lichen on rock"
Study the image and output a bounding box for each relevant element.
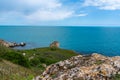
[37,53,120,80]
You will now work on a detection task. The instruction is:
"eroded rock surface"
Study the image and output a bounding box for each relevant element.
[37,53,120,80]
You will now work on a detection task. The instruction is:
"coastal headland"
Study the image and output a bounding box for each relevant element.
[0,39,120,80]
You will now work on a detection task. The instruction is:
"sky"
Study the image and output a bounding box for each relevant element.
[0,0,120,26]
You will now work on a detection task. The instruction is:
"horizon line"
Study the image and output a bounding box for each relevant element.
[0,25,120,27]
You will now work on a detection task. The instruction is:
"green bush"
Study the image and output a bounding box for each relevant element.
[39,57,46,63]
[50,46,59,51]
[30,58,41,66]
[0,57,2,61]
[10,74,34,80]
[112,74,120,80]
[1,52,30,68]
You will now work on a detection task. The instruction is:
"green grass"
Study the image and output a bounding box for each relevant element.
[0,44,78,79]
[0,45,30,68]
[111,74,120,80]
[22,47,77,64]
[95,60,104,65]
[0,44,13,54]
[2,44,120,80]
[19,47,78,73]
[0,60,34,80]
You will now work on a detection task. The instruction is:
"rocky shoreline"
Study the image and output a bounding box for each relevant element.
[0,39,26,48]
[0,39,120,80]
[36,53,120,80]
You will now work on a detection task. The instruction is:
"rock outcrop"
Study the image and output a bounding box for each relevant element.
[0,39,26,47]
[50,41,60,48]
[0,39,10,47]
[37,53,120,80]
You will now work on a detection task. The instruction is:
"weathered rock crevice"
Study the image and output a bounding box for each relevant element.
[37,53,120,80]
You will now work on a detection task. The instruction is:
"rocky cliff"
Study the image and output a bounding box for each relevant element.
[38,53,120,80]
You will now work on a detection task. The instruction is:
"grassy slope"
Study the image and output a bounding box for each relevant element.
[112,74,120,80]
[0,44,78,79]
[22,47,77,63]
[19,47,78,74]
[0,44,120,80]
[0,60,34,80]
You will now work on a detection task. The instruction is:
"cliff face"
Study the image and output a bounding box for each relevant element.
[39,53,120,80]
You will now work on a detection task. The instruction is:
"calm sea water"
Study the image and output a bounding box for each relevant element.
[0,26,120,56]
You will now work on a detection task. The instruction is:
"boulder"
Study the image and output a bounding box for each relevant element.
[0,39,9,47]
[0,39,26,48]
[38,53,120,80]
[50,41,60,48]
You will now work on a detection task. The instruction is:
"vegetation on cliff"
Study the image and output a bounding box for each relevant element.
[0,44,30,68]
[0,44,77,80]
[0,42,120,80]
[0,60,34,80]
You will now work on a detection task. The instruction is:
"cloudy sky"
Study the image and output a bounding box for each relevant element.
[0,0,120,26]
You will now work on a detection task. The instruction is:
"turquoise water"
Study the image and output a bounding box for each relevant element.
[0,26,120,56]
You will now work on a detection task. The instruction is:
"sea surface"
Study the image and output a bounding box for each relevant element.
[0,26,120,56]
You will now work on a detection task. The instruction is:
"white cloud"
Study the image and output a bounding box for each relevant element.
[26,10,73,21]
[76,13,88,17]
[84,0,120,10]
[0,0,73,22]
[18,0,62,10]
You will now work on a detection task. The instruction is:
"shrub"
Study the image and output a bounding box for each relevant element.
[112,74,120,80]
[30,58,40,66]
[1,52,30,68]
[0,57,2,61]
[50,46,59,51]
[39,57,46,63]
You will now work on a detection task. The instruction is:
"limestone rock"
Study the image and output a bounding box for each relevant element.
[50,41,60,48]
[38,53,120,80]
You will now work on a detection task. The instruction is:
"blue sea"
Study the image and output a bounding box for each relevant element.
[0,26,120,56]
